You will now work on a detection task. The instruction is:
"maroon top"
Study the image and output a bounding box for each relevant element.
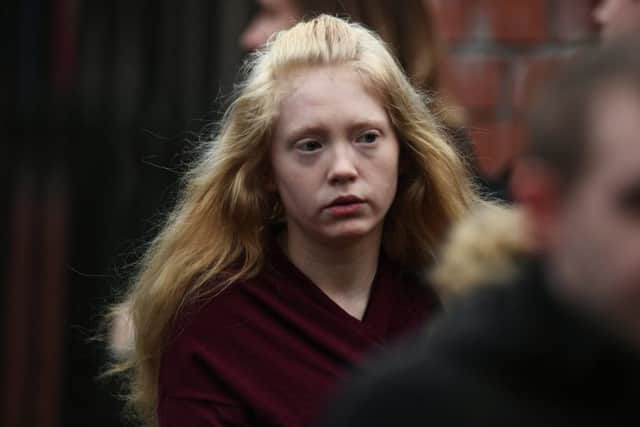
[158,247,437,426]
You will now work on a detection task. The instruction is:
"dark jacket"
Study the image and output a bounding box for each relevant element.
[320,261,640,427]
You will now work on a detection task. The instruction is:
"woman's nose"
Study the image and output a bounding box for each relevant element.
[327,144,358,185]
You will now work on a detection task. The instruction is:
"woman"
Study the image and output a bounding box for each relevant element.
[116,15,479,426]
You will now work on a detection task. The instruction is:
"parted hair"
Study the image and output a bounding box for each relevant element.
[114,14,479,425]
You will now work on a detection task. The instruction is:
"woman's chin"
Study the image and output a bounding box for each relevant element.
[319,222,382,244]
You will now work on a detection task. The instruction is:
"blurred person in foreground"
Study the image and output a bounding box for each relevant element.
[320,40,640,427]
[593,0,640,39]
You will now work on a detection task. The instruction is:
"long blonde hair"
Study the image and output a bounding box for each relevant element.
[116,14,479,424]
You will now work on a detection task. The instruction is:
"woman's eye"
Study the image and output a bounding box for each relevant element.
[356,132,379,144]
[296,140,322,152]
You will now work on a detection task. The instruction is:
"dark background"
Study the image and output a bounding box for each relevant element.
[2,1,254,426]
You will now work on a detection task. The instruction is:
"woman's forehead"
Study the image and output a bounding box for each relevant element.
[274,66,388,123]
[275,64,386,107]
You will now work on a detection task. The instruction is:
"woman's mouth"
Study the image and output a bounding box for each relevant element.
[326,195,366,216]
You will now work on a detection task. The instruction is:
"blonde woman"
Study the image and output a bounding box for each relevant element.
[116,15,479,426]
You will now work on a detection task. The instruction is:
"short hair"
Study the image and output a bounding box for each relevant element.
[527,39,640,189]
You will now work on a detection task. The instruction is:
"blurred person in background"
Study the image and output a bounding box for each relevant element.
[320,39,640,427]
[240,0,496,193]
[113,15,480,427]
[593,0,640,39]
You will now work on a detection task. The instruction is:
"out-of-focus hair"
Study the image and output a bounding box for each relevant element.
[114,15,480,425]
[527,39,640,190]
[429,204,533,300]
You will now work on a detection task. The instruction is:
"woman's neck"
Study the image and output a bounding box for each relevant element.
[281,229,383,320]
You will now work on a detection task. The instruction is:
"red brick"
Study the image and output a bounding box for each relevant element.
[470,120,526,177]
[430,0,601,178]
[511,54,567,110]
[480,0,547,43]
[439,55,508,111]
[551,0,600,41]
[428,0,477,42]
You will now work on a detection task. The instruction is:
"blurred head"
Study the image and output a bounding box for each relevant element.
[593,0,640,40]
[240,0,301,51]
[513,41,640,346]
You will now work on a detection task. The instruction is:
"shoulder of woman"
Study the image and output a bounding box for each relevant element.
[167,275,267,344]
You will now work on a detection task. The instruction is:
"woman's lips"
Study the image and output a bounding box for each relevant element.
[327,202,365,216]
[325,195,365,216]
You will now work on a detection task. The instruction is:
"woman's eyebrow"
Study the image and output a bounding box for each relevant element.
[283,124,327,141]
[281,116,389,141]
[347,118,388,131]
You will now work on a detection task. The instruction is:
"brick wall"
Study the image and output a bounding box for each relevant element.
[429,0,600,177]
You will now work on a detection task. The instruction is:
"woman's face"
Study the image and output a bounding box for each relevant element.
[269,65,400,247]
[241,0,302,51]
